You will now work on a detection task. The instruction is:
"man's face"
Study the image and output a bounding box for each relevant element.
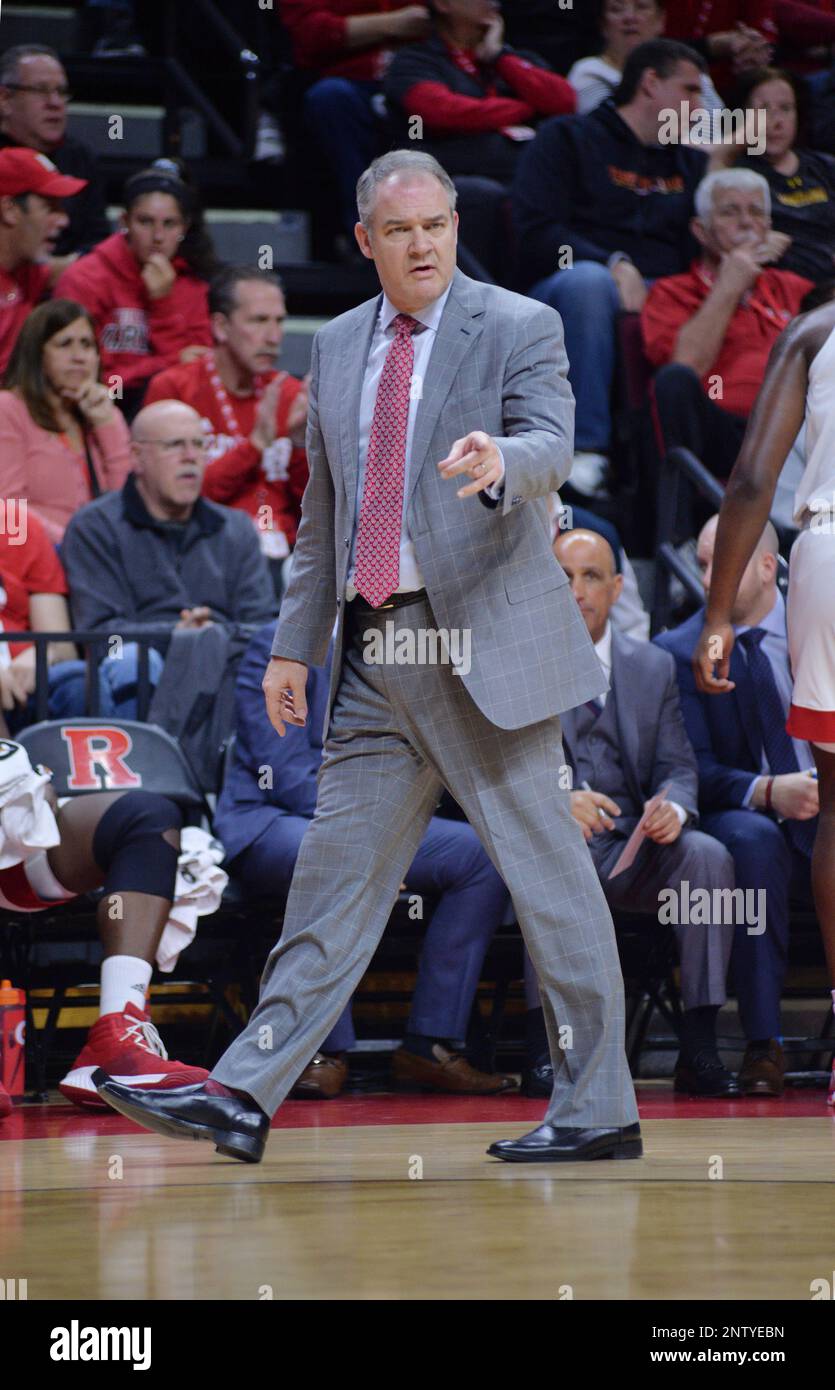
[132,407,207,513]
[8,191,69,260]
[554,534,622,641]
[696,517,770,621]
[0,55,69,150]
[212,280,286,377]
[696,184,770,258]
[355,173,459,314]
[123,192,187,265]
[647,59,705,126]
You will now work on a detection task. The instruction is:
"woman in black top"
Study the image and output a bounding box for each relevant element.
[735,66,835,283]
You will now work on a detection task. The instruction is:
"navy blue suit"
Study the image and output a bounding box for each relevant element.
[655,609,814,1039]
[214,624,512,1052]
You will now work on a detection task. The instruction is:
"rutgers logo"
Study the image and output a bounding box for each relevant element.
[61,727,143,791]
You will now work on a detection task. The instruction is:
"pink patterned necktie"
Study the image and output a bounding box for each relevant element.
[353,312,421,608]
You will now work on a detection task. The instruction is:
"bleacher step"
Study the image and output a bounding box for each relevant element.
[0,4,80,51]
[70,103,206,161]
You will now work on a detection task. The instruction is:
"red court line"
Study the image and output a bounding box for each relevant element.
[0,1086,830,1142]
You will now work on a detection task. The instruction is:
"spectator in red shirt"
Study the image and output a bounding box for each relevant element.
[384,1,574,279]
[144,266,309,557]
[279,1,432,234]
[643,167,812,482]
[0,144,86,376]
[0,506,76,736]
[54,159,216,414]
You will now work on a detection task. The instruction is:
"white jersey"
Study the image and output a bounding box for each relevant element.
[793,319,835,527]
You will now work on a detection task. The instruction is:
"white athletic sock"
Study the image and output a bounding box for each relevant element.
[100,956,152,1019]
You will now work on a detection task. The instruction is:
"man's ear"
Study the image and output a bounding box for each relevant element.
[691,216,710,251]
[355,221,374,261]
[612,573,624,604]
[0,193,19,228]
[210,310,227,344]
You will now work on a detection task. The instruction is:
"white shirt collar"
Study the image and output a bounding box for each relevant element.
[734,588,786,639]
[593,620,613,671]
[379,280,453,336]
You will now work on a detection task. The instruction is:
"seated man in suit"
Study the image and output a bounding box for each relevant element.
[534,529,738,1098]
[213,621,517,1098]
[655,514,817,1096]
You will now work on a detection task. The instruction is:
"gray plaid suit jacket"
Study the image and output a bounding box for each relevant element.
[272,267,608,731]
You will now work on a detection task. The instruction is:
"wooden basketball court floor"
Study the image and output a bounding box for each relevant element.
[2,1086,834,1301]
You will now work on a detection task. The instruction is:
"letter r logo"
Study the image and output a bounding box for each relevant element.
[61,727,143,790]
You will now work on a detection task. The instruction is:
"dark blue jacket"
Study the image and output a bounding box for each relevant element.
[654,609,764,813]
[214,623,332,863]
[513,100,706,288]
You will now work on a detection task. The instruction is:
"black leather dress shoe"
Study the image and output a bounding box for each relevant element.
[487,1121,642,1162]
[93,1072,270,1163]
[521,1060,554,1098]
[674,1050,740,1098]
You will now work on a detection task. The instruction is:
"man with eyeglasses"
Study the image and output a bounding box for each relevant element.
[61,399,276,644]
[0,43,109,256]
[642,168,813,484]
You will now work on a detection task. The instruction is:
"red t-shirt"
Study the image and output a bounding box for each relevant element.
[641,261,812,416]
[279,0,417,80]
[0,262,51,376]
[143,355,309,546]
[0,507,68,658]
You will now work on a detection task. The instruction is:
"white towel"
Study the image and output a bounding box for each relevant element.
[0,739,60,869]
[156,826,228,973]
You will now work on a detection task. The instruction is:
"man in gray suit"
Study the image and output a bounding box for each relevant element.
[95,150,641,1165]
[542,529,738,1096]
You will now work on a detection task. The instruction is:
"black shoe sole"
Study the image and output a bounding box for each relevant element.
[488,1136,643,1162]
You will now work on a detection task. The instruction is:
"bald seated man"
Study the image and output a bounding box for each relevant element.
[62,399,276,645]
[654,514,818,1097]
[524,529,738,1098]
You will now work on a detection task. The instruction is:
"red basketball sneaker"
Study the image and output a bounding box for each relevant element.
[0,1080,11,1119]
[59,1002,209,1109]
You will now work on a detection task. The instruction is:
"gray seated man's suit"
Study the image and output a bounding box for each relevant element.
[210,267,639,1131]
[557,628,735,1011]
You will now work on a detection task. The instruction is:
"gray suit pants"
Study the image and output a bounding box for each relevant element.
[212,597,638,1128]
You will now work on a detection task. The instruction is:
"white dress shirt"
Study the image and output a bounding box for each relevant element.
[346,283,504,599]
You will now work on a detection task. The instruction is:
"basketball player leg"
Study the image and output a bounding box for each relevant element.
[47,791,208,1106]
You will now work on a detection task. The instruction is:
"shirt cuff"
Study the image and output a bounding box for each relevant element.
[485,447,506,500]
[670,801,688,826]
[741,777,760,810]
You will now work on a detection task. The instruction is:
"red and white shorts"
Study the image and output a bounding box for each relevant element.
[787,528,835,747]
[0,853,76,913]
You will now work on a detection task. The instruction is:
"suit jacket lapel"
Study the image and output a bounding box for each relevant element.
[339,294,382,511]
[610,632,645,810]
[405,270,485,513]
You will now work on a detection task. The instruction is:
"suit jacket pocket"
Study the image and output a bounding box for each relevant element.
[503,560,570,605]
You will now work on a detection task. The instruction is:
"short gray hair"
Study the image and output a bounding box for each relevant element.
[356,150,457,229]
[695,168,771,224]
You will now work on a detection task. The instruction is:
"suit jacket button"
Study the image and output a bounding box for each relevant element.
[511,495,522,506]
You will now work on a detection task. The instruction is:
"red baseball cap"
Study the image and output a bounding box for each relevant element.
[0,147,87,198]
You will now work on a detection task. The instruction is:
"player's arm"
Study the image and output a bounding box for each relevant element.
[694,309,830,693]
